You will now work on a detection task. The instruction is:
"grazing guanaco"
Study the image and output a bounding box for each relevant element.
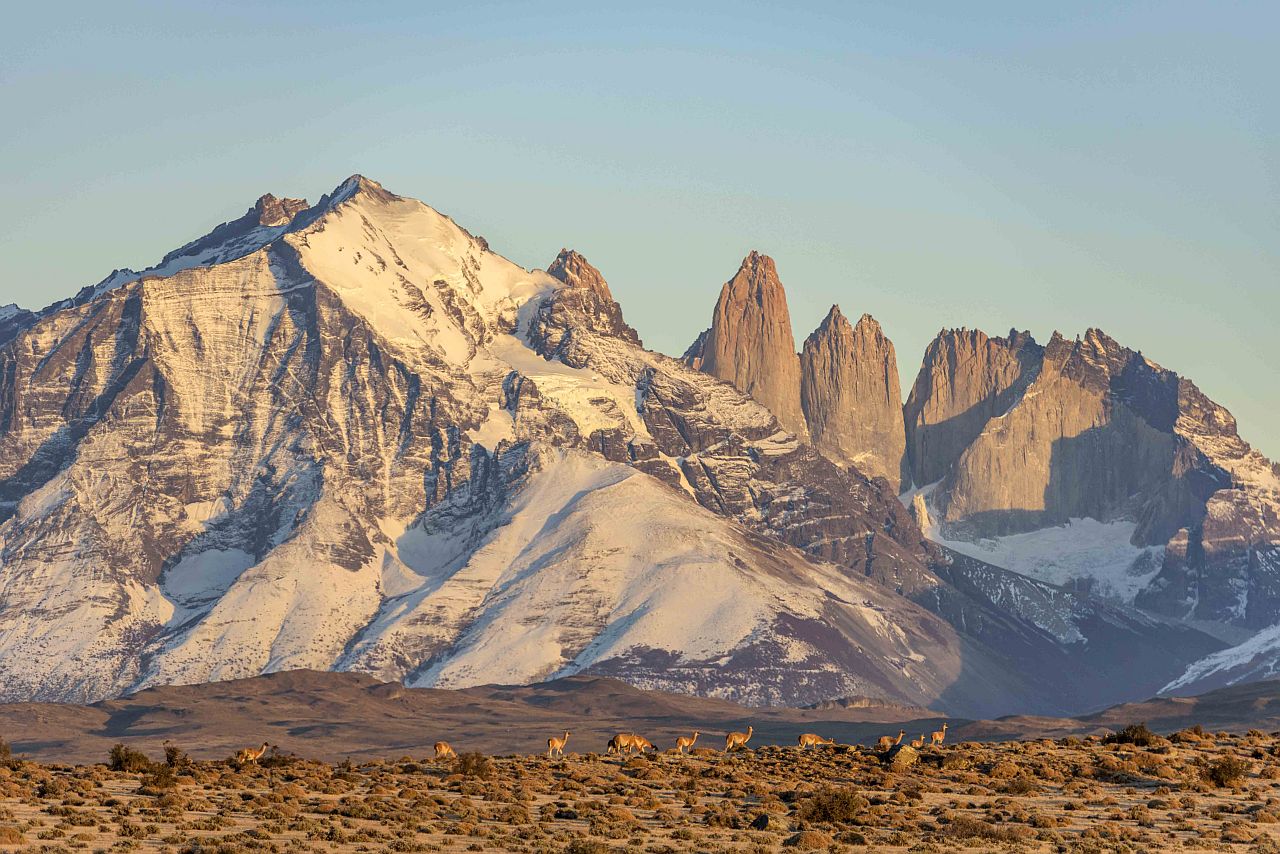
[434,741,456,760]
[608,733,652,755]
[675,731,700,754]
[909,734,926,749]
[547,731,570,758]
[234,742,270,765]
[797,733,835,750]
[725,725,753,752]
[930,723,948,746]
[876,730,905,752]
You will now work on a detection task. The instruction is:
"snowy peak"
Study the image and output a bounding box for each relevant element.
[283,174,559,367]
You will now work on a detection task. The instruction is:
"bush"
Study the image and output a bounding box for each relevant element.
[1000,776,1040,795]
[1103,723,1160,747]
[163,742,190,768]
[138,763,178,793]
[1202,756,1250,788]
[0,827,24,845]
[795,787,868,823]
[563,841,609,854]
[454,752,493,780]
[108,743,153,772]
[941,814,1032,841]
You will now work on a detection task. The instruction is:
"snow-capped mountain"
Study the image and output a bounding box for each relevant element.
[0,175,1256,714]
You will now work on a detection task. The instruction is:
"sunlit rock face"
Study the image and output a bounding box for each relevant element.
[683,251,808,440]
[800,306,906,489]
[903,327,1041,490]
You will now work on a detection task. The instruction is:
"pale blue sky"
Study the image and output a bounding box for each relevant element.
[2,1,1276,455]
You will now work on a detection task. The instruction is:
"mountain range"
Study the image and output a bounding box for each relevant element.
[0,176,1275,716]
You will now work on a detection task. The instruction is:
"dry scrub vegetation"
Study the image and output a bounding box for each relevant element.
[1,726,1280,852]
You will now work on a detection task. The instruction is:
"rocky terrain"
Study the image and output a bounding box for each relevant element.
[0,174,1276,716]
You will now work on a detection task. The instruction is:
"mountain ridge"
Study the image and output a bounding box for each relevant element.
[0,174,1272,715]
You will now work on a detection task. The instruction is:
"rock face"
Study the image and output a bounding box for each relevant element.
[903,328,1041,489]
[800,307,906,488]
[916,326,1280,634]
[546,248,614,302]
[683,252,808,439]
[540,249,641,354]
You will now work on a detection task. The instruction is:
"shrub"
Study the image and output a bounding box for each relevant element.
[138,763,178,793]
[1103,723,1160,747]
[795,787,868,823]
[0,827,24,845]
[941,814,1032,841]
[454,752,493,780]
[163,742,190,769]
[1201,756,1250,788]
[1000,776,1039,795]
[563,841,609,854]
[108,744,153,773]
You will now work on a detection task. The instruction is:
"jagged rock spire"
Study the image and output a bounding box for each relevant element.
[547,249,615,302]
[903,328,1041,488]
[799,306,906,488]
[684,251,808,439]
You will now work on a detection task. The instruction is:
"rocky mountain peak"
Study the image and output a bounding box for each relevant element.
[252,193,308,227]
[684,251,808,438]
[547,249,615,302]
[904,326,1042,488]
[800,306,905,488]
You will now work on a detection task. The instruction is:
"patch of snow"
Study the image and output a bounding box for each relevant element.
[161,548,255,609]
[1162,623,1280,693]
[930,516,1163,604]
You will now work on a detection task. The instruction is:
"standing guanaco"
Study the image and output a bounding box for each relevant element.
[725,725,753,752]
[547,731,570,758]
[675,731,700,753]
[797,733,835,749]
[434,741,456,760]
[930,723,948,746]
[234,742,270,765]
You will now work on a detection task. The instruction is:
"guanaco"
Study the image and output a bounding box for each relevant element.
[629,735,654,754]
[876,730,905,752]
[930,722,948,746]
[675,731,700,753]
[547,731,570,758]
[909,734,926,749]
[434,741,456,760]
[234,742,270,765]
[725,725,753,752]
[797,733,835,750]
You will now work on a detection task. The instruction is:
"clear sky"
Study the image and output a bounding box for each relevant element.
[2,1,1276,456]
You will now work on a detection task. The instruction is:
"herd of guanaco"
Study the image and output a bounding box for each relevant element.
[413,720,947,763]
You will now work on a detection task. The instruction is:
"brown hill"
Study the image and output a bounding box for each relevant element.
[4,669,1279,765]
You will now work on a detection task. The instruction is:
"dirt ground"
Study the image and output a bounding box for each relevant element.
[3,724,1280,852]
